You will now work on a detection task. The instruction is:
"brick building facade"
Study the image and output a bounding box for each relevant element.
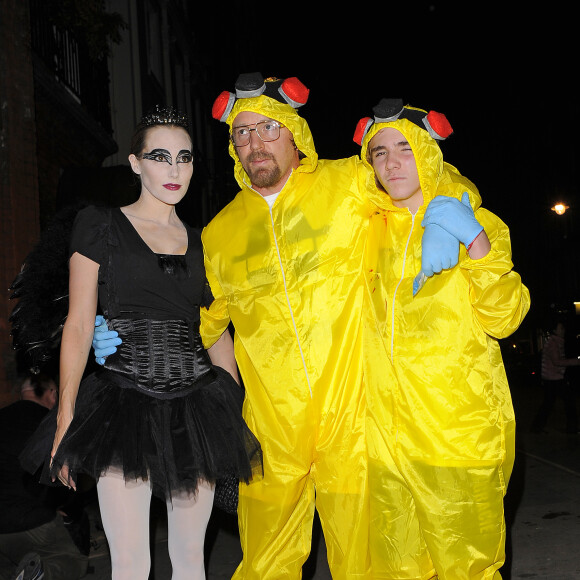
[0,0,41,405]
[0,0,235,405]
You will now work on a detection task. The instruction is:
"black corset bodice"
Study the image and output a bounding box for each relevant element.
[103,318,215,398]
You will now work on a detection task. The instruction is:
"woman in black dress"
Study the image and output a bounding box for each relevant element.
[47,107,261,579]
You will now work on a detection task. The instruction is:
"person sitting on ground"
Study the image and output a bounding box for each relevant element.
[0,374,88,580]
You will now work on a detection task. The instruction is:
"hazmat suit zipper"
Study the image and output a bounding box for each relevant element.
[268,204,314,399]
[390,210,416,363]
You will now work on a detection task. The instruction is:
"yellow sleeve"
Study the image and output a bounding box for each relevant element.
[461,208,531,339]
[200,243,231,349]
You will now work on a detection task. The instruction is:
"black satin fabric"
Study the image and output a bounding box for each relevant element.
[103,318,215,398]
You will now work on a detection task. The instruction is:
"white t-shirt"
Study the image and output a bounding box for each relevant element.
[263,191,280,208]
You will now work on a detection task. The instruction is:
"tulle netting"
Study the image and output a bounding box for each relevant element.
[22,367,262,501]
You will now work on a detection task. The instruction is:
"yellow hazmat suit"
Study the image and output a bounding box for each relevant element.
[359,110,530,579]
[201,88,373,578]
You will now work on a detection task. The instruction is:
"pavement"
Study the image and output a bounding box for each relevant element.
[80,379,580,579]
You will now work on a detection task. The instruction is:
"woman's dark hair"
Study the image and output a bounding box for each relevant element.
[130,105,191,157]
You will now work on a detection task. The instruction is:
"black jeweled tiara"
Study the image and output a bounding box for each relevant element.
[140,105,189,129]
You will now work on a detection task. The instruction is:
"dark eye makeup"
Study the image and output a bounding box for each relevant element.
[142,148,193,165]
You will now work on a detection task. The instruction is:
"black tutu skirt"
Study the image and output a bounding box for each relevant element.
[21,365,262,502]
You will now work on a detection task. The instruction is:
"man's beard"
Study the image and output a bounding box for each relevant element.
[244,152,282,189]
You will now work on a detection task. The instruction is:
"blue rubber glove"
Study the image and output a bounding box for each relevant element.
[421,223,460,277]
[93,315,121,365]
[413,224,459,295]
[421,192,484,247]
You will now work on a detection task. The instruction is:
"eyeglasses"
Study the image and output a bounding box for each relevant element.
[231,120,285,147]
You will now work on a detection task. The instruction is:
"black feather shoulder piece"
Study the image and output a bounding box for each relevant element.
[9,203,87,373]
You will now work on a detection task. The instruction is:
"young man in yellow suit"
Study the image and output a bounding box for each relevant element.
[354,99,530,579]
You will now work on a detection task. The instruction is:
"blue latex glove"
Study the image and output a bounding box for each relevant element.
[413,224,459,295]
[93,315,121,365]
[422,192,484,247]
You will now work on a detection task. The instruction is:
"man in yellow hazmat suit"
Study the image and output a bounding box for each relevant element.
[201,73,373,578]
[353,98,531,579]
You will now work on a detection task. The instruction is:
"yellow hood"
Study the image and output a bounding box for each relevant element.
[359,108,482,212]
[225,95,318,190]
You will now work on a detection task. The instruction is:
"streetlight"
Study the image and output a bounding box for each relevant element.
[551,203,569,215]
[549,202,579,312]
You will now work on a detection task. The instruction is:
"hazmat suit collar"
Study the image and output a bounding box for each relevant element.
[226,95,318,192]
